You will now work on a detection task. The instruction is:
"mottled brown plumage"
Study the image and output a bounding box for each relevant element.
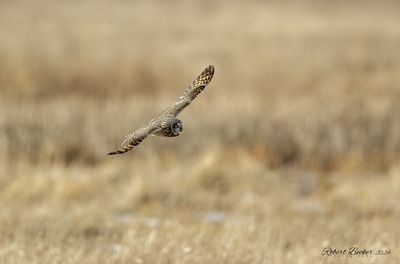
[108,65,214,155]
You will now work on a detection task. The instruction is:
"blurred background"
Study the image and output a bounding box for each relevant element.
[0,0,399,263]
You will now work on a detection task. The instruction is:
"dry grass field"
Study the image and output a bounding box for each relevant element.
[1,0,400,263]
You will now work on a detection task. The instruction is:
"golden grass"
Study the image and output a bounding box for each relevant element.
[1,154,399,263]
[1,0,400,263]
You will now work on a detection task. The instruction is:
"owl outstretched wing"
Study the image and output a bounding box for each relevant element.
[107,125,160,155]
[154,65,215,119]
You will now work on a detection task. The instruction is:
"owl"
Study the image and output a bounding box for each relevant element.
[108,65,215,155]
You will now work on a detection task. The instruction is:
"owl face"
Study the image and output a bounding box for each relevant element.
[171,120,183,136]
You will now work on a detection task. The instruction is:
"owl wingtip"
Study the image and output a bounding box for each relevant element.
[107,148,131,155]
[204,65,214,76]
[107,151,121,155]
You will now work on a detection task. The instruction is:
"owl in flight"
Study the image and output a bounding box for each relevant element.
[108,65,215,155]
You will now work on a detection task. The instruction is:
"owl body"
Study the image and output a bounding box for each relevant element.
[108,65,214,155]
[150,116,183,137]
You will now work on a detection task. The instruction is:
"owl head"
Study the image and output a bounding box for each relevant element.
[171,119,183,136]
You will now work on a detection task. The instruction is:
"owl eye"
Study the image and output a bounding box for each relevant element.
[173,124,179,128]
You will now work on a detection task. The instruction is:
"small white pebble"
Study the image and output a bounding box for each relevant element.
[111,244,124,255]
[182,246,192,254]
[145,217,160,228]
